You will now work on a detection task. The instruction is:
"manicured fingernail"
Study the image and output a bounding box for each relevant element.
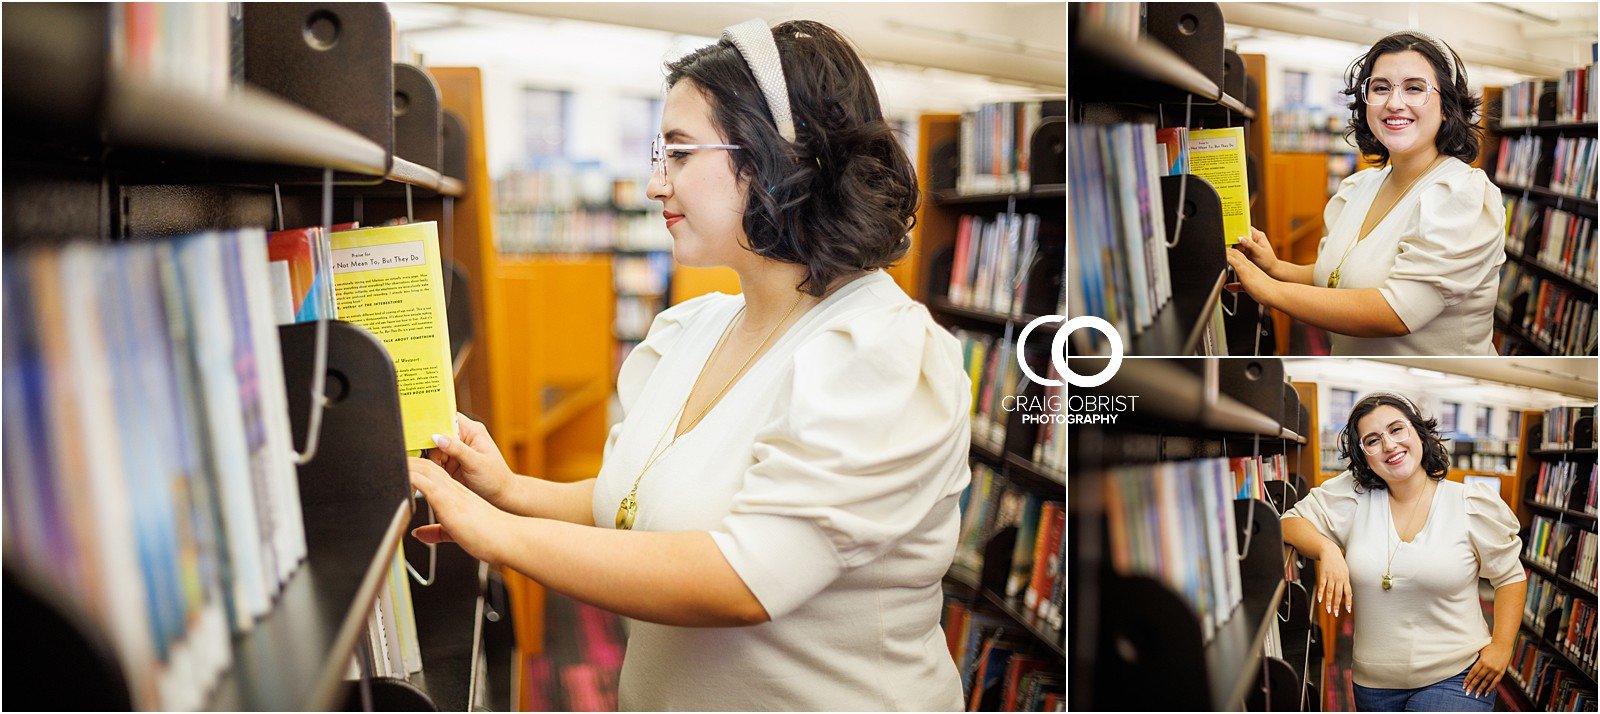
[1347,603,1351,612]
[433,434,449,448]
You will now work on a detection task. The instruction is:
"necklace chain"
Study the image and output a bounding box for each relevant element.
[615,292,806,530]
[1382,479,1433,590]
[1327,155,1447,289]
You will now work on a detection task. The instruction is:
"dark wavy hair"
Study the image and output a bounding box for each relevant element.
[1339,393,1450,491]
[1341,32,1484,165]
[664,20,918,297]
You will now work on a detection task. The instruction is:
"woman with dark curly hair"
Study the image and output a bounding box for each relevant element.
[1281,394,1526,711]
[1226,31,1506,355]
[404,18,968,710]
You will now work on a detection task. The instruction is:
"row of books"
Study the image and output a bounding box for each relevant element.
[952,463,1066,625]
[1556,65,1597,124]
[349,552,425,681]
[1032,366,1065,475]
[614,295,663,342]
[1453,451,1515,474]
[1504,197,1597,287]
[1531,461,1597,513]
[941,603,1063,711]
[955,329,1021,455]
[1495,135,1544,188]
[1525,515,1592,575]
[1573,530,1600,592]
[494,208,670,254]
[1231,453,1289,502]
[1073,2,1140,42]
[1268,107,1353,155]
[614,251,671,296]
[3,231,310,709]
[1498,263,1598,355]
[1508,630,1596,711]
[1501,79,1558,128]
[1549,136,1597,200]
[946,211,1045,318]
[112,3,232,97]
[1068,122,1173,343]
[956,100,1062,195]
[496,167,638,212]
[1543,406,1598,450]
[1102,458,1243,642]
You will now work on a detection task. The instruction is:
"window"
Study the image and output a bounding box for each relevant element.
[1477,406,1494,438]
[618,95,662,177]
[1439,402,1460,434]
[1328,389,1357,430]
[523,87,570,162]
[1284,70,1309,107]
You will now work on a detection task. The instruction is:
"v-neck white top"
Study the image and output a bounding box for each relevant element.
[1312,158,1506,356]
[1281,473,1525,689]
[592,270,971,711]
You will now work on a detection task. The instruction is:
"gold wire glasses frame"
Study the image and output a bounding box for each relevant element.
[1360,420,1413,455]
[650,133,742,180]
[1359,77,1440,107]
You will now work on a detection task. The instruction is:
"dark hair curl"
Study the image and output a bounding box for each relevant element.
[1339,393,1450,492]
[1341,32,1484,165]
[664,20,918,297]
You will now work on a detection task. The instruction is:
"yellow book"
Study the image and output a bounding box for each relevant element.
[1185,127,1252,245]
[329,222,457,452]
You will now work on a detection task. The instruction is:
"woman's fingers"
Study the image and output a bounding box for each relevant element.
[411,523,454,544]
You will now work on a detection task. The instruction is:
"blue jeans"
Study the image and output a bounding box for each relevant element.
[1352,669,1495,712]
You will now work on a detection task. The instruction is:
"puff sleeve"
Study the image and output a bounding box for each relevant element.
[1465,483,1526,589]
[1320,170,1376,256]
[708,301,973,619]
[1378,169,1506,333]
[1281,472,1361,549]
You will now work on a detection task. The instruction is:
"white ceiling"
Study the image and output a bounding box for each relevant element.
[442,2,1065,89]
[1221,2,1598,79]
[1284,358,1598,403]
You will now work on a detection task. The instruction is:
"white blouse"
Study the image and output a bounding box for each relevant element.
[1312,158,1506,356]
[591,270,971,711]
[1281,473,1525,689]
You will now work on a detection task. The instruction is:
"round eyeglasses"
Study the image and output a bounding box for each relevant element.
[1359,420,1413,456]
[650,133,742,181]
[1360,77,1439,107]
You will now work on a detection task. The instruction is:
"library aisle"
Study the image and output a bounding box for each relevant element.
[1,2,1067,712]
[1066,1,1597,357]
[1066,356,1598,711]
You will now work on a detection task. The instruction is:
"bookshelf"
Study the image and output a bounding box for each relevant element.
[1506,407,1598,711]
[1068,358,1316,711]
[1485,82,1597,356]
[2,3,483,709]
[1067,2,1274,357]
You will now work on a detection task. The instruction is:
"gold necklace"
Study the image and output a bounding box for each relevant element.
[1382,479,1433,591]
[615,292,806,530]
[1327,155,1447,289]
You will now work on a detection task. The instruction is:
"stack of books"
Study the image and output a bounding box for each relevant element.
[1068,122,1173,345]
[1550,136,1597,199]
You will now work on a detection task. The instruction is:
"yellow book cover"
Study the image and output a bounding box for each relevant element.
[1185,127,1252,245]
[329,222,457,452]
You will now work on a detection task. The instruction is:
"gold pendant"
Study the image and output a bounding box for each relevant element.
[616,494,637,530]
[1382,573,1393,590]
[1327,269,1341,289]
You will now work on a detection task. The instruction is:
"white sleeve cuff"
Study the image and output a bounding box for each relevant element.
[710,513,846,620]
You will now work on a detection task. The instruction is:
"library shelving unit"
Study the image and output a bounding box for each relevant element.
[1068,357,1321,711]
[1503,407,1598,711]
[1067,2,1275,356]
[1484,87,1597,355]
[1,3,491,709]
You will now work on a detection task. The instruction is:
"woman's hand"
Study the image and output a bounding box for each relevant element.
[1225,246,1281,307]
[427,413,515,505]
[1235,227,1280,276]
[1314,543,1353,616]
[1464,639,1512,698]
[409,456,512,566]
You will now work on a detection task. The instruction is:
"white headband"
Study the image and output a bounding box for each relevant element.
[1399,30,1458,84]
[722,19,797,142]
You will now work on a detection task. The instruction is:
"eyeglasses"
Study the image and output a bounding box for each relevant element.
[1359,420,1413,456]
[650,133,742,181]
[1360,77,1439,107]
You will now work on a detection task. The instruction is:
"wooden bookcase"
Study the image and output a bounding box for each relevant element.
[1,3,487,709]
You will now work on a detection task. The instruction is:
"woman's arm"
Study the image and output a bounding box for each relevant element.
[496,477,598,526]
[408,457,768,628]
[1465,579,1528,697]
[1225,250,1410,338]
[1234,229,1316,285]
[427,420,597,525]
[1282,516,1353,615]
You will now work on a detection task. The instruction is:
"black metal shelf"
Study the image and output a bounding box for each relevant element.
[1518,620,1597,687]
[1493,121,1599,134]
[1527,448,1598,456]
[1522,555,1598,598]
[1494,314,1559,357]
[1495,181,1598,210]
[1504,250,1599,294]
[1130,271,1225,356]
[1073,31,1255,120]
[927,298,1057,336]
[404,505,488,712]
[1006,453,1066,488]
[1526,500,1599,522]
[980,587,1065,658]
[931,185,1066,206]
